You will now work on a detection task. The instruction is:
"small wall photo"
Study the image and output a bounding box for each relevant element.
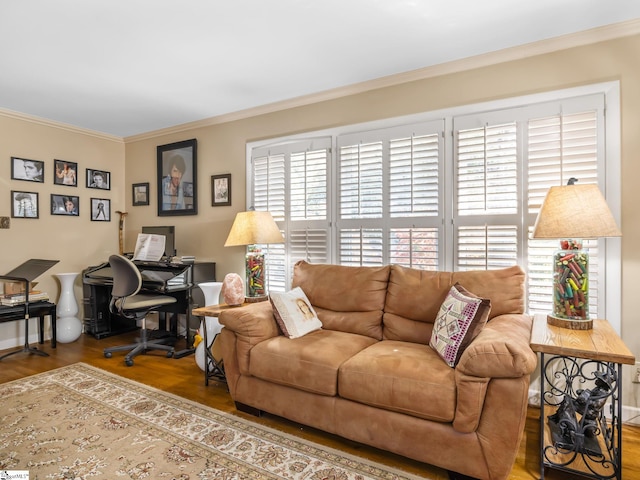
[54,159,78,186]
[51,194,79,216]
[91,198,110,221]
[11,157,44,183]
[86,169,111,190]
[11,190,39,218]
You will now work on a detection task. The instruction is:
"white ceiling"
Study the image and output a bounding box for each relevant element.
[1,0,639,138]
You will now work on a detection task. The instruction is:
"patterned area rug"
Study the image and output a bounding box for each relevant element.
[0,363,432,479]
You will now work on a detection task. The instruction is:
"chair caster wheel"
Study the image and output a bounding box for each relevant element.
[104,352,112,358]
[166,351,174,358]
[125,358,134,367]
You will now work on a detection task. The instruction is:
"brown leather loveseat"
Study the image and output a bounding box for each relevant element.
[218,261,537,480]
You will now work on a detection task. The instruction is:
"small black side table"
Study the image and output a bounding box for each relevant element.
[0,301,57,361]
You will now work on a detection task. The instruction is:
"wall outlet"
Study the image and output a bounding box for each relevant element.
[633,368,640,384]
[0,216,9,229]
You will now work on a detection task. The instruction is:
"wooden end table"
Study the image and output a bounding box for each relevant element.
[530,314,635,480]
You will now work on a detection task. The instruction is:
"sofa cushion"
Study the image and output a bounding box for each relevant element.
[270,287,322,338]
[292,261,390,339]
[383,264,525,343]
[248,330,378,396]
[429,283,491,367]
[338,341,456,423]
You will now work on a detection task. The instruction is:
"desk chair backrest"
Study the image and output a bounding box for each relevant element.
[108,254,142,315]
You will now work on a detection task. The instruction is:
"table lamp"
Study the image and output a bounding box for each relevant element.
[224,209,284,301]
[532,178,621,330]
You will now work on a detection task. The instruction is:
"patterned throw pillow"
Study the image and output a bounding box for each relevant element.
[429,283,491,367]
[270,287,323,338]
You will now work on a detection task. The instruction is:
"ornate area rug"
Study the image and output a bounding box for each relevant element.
[0,363,432,479]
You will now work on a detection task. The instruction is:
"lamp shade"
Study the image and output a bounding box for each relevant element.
[532,184,621,239]
[224,210,284,246]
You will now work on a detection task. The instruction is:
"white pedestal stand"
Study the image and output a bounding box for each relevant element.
[195,281,223,372]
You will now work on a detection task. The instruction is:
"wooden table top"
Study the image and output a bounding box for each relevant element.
[192,303,251,317]
[530,314,635,365]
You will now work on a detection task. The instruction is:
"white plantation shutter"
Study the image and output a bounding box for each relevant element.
[389,133,440,218]
[454,115,520,271]
[251,139,331,291]
[337,121,444,267]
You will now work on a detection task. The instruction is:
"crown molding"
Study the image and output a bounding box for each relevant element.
[0,107,123,143]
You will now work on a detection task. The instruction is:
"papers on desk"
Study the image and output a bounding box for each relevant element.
[133,234,166,261]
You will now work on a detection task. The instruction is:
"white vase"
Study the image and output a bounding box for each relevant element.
[55,272,82,343]
[195,281,223,371]
[57,315,83,343]
[55,272,79,317]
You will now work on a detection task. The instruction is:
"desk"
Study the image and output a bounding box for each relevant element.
[530,314,635,480]
[0,301,57,360]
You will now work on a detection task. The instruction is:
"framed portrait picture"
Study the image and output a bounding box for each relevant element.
[86,168,111,190]
[91,198,111,221]
[132,182,150,206]
[211,174,231,206]
[11,157,44,183]
[157,138,197,216]
[53,159,78,187]
[11,190,39,218]
[51,194,79,216]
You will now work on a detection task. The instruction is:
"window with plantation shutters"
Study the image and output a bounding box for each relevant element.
[248,83,619,325]
[337,121,444,269]
[251,139,331,291]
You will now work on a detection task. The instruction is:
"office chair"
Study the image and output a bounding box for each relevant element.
[103,254,177,366]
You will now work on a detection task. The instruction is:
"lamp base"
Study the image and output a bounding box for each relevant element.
[547,314,593,330]
[245,295,268,303]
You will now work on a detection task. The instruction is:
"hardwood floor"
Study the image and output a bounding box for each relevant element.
[1,331,639,480]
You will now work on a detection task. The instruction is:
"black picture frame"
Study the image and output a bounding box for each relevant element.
[53,159,78,187]
[157,138,197,216]
[132,182,150,206]
[51,194,79,216]
[91,197,111,221]
[11,157,44,183]
[211,173,231,206]
[11,190,39,218]
[86,168,111,190]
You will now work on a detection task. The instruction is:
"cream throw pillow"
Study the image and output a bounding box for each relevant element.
[270,287,322,338]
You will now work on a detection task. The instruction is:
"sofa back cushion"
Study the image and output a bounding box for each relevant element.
[383,264,525,343]
[291,261,390,340]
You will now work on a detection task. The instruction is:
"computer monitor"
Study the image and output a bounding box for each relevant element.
[141,226,176,259]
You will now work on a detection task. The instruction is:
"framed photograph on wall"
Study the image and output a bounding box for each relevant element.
[51,194,79,216]
[156,138,197,216]
[53,159,78,187]
[11,157,44,183]
[86,169,111,190]
[11,190,39,218]
[211,173,231,206]
[132,182,150,206]
[91,198,111,221]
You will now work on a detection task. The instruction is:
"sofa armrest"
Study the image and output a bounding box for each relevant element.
[218,301,280,375]
[456,313,536,378]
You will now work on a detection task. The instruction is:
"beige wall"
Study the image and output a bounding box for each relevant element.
[0,115,125,349]
[2,32,639,406]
